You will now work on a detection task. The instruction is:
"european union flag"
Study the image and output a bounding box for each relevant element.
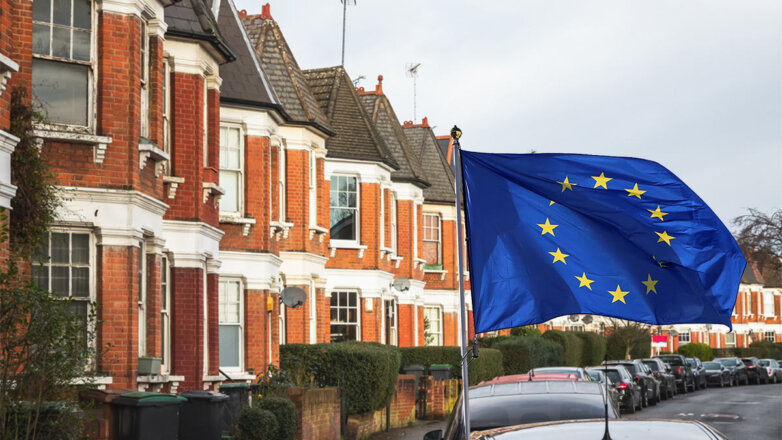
[461,151,746,334]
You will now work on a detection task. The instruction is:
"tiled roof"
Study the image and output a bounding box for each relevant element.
[241,6,332,133]
[165,0,234,63]
[437,137,452,167]
[215,0,277,107]
[358,80,428,188]
[403,122,455,204]
[302,67,398,168]
[741,261,764,285]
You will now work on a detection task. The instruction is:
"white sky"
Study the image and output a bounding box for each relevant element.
[233,0,782,227]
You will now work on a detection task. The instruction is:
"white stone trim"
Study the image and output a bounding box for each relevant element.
[220,251,282,291]
[424,203,457,222]
[162,220,224,268]
[163,175,185,199]
[164,38,220,78]
[324,269,394,298]
[0,130,19,209]
[397,279,425,305]
[0,52,19,96]
[99,0,165,21]
[278,125,327,151]
[33,129,112,164]
[137,374,185,393]
[279,252,327,285]
[393,181,424,202]
[220,106,279,138]
[325,158,393,184]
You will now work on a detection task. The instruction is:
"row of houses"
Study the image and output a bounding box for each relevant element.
[0,0,777,395]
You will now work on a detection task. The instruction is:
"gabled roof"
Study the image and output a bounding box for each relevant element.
[302,66,398,169]
[403,119,455,204]
[741,261,764,285]
[215,0,278,107]
[165,0,235,63]
[358,77,429,188]
[241,4,332,134]
[436,136,454,172]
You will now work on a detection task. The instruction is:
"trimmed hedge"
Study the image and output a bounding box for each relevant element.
[677,343,713,361]
[494,336,563,374]
[234,407,278,440]
[255,398,298,440]
[398,346,504,385]
[280,342,401,414]
[542,330,584,366]
[574,332,607,366]
[749,341,782,360]
[606,334,651,360]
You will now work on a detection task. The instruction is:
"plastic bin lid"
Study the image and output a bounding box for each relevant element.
[430,364,452,369]
[219,383,250,390]
[113,391,187,407]
[179,390,229,402]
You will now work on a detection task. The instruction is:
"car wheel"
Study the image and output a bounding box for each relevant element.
[719,377,724,388]
[689,379,696,392]
[701,378,707,389]
[627,399,637,414]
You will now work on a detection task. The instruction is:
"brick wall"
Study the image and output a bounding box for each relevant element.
[345,374,417,439]
[287,386,340,440]
[424,377,459,420]
[171,267,207,390]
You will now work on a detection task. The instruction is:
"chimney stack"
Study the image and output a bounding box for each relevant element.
[261,3,272,19]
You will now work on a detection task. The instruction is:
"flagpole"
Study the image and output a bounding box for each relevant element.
[451,125,471,438]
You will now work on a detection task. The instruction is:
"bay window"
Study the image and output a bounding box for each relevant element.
[330,175,358,242]
[219,279,244,371]
[678,330,691,344]
[424,306,442,346]
[219,125,243,215]
[330,291,359,342]
[423,213,441,268]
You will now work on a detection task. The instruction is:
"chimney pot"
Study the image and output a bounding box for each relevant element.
[261,3,272,19]
[239,9,247,18]
[422,117,429,127]
[376,75,384,95]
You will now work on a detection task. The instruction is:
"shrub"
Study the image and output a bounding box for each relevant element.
[677,343,714,361]
[255,397,298,440]
[606,333,651,360]
[494,336,563,374]
[234,407,278,440]
[542,330,584,366]
[749,341,782,360]
[398,346,503,385]
[510,326,541,337]
[280,342,401,414]
[574,332,607,366]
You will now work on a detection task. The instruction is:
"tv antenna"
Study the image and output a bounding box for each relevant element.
[340,0,357,66]
[352,75,365,86]
[406,63,421,121]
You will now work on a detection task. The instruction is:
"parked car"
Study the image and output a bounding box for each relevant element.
[759,359,782,384]
[483,373,583,384]
[703,361,732,387]
[584,368,620,410]
[742,357,770,384]
[529,367,592,381]
[714,357,749,386]
[424,379,618,439]
[655,354,696,392]
[603,360,660,406]
[686,357,708,389]
[641,358,676,399]
[588,366,639,414]
[462,419,728,440]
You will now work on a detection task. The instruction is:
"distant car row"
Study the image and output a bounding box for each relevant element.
[423,355,782,439]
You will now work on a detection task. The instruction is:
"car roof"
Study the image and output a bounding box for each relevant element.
[470,380,602,399]
[475,418,726,439]
[480,373,583,385]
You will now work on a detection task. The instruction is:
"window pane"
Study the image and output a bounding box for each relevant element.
[219,325,240,368]
[161,315,167,366]
[347,177,356,191]
[51,266,69,297]
[33,24,51,55]
[67,300,89,352]
[220,171,239,212]
[33,265,49,291]
[52,27,71,58]
[338,176,347,191]
[51,232,69,263]
[228,128,240,147]
[348,292,356,307]
[32,59,89,126]
[73,0,91,29]
[330,208,355,240]
[347,192,356,207]
[71,267,89,297]
[72,29,90,61]
[33,236,50,263]
[329,190,338,207]
[53,0,71,26]
[33,0,51,22]
[72,233,89,263]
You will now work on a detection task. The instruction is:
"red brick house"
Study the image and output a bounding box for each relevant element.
[0,0,19,260]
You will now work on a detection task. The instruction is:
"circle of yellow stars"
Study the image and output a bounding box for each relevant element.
[537,172,678,305]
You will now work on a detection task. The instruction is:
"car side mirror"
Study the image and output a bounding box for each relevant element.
[424,430,443,440]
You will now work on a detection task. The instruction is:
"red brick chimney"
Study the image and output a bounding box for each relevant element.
[375,75,383,95]
[261,3,272,19]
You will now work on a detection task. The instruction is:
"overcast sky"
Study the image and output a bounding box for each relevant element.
[234,0,781,227]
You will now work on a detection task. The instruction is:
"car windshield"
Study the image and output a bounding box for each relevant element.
[686,359,697,367]
[659,356,684,366]
[619,364,638,375]
[703,362,721,370]
[605,370,622,383]
[715,358,738,367]
[759,360,770,366]
[642,361,661,371]
[741,359,754,366]
[470,393,617,431]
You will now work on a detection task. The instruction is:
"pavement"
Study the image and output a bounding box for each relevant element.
[371,382,782,439]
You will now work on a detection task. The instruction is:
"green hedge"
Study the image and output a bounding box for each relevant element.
[398,346,503,385]
[749,341,782,360]
[255,398,298,440]
[574,332,607,366]
[280,342,401,414]
[606,334,651,360]
[677,343,714,361]
[542,330,584,366]
[493,336,563,374]
[234,407,278,440]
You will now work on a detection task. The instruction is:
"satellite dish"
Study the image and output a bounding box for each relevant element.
[582,315,593,324]
[568,314,579,322]
[392,277,411,292]
[280,287,307,309]
[670,330,678,337]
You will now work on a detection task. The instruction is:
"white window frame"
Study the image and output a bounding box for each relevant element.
[329,175,360,245]
[161,57,172,174]
[746,291,753,317]
[763,292,775,318]
[379,188,385,248]
[330,290,361,342]
[138,241,147,356]
[309,280,317,344]
[390,191,397,254]
[424,306,442,346]
[423,213,442,266]
[382,298,397,346]
[31,0,97,131]
[219,124,244,216]
[160,255,171,374]
[279,302,286,345]
[678,330,691,344]
[308,151,317,227]
[765,332,776,342]
[278,144,286,223]
[725,332,736,348]
[219,278,244,372]
[568,325,585,332]
[139,20,150,139]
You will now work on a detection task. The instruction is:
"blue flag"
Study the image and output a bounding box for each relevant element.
[461,151,746,333]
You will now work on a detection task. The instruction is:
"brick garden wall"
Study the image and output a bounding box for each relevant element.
[287,386,341,440]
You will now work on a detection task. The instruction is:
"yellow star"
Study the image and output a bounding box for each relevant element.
[609,285,630,304]
[642,274,658,294]
[653,255,669,268]
[648,206,668,221]
[655,230,675,246]
[537,218,559,236]
[549,200,556,206]
[575,272,594,290]
[591,172,613,189]
[549,248,569,264]
[556,176,576,192]
[625,183,646,199]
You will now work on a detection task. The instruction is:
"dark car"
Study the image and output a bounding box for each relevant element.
[469,419,727,440]
[603,360,660,406]
[584,368,620,410]
[686,357,708,389]
[703,361,732,387]
[598,365,642,414]
[759,359,782,384]
[424,379,618,440]
[641,358,676,399]
[742,357,770,384]
[714,357,749,385]
[655,354,696,392]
